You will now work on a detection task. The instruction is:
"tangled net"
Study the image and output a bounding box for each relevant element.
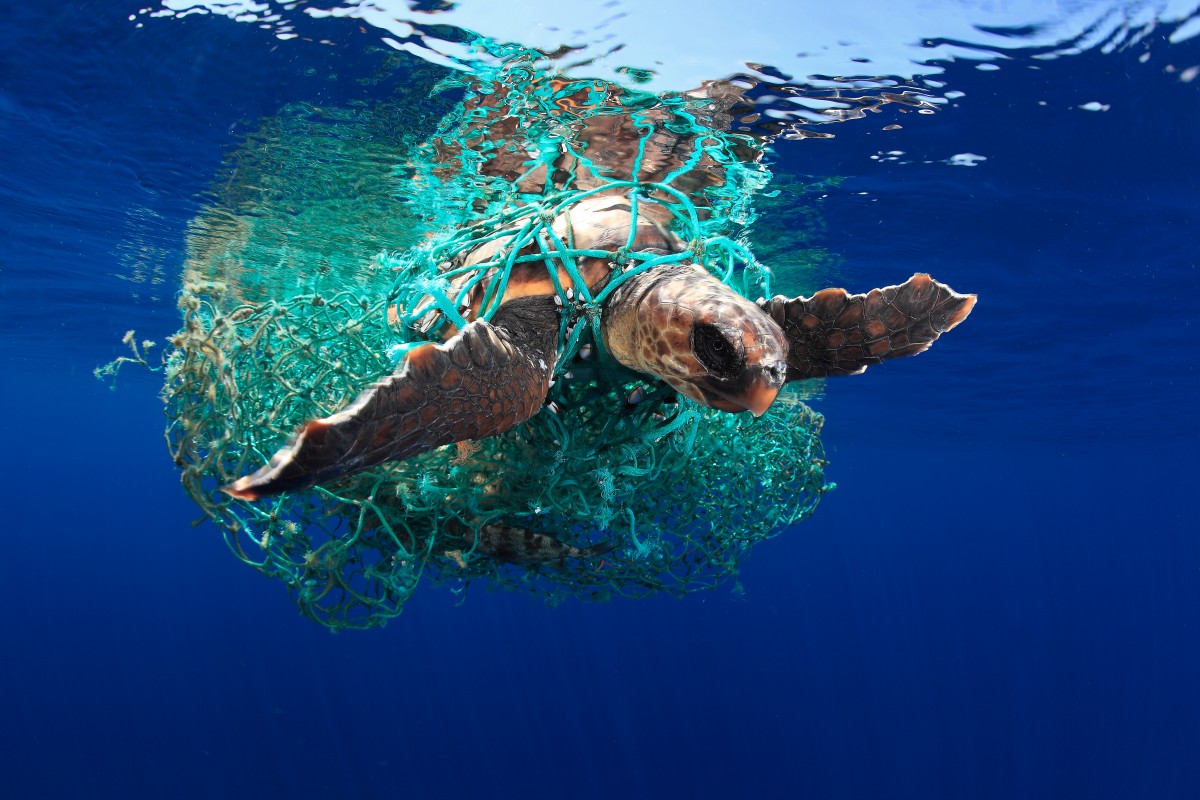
[160,46,831,630]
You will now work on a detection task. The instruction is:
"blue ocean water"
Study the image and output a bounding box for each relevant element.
[2,2,1198,798]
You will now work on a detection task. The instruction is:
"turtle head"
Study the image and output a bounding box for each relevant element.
[602,264,787,416]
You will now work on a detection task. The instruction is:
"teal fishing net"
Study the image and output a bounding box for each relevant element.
[159,49,831,630]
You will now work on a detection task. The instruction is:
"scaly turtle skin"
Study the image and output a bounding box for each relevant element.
[224,78,976,502]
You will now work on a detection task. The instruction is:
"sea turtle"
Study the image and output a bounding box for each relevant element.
[224,191,974,501]
[223,77,976,501]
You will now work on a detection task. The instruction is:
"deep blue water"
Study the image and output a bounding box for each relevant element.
[3,2,1199,798]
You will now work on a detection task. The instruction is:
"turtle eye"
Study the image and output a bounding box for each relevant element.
[692,323,743,379]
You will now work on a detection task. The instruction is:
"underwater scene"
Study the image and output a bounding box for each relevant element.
[2,0,1199,797]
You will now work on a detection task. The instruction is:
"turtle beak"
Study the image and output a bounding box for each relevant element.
[714,360,786,417]
[738,381,780,417]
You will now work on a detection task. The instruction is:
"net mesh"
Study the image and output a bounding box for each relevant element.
[158,48,831,630]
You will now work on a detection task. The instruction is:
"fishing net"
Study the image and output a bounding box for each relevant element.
[158,47,831,630]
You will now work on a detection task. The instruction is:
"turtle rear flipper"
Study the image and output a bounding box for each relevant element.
[224,297,560,501]
[758,273,976,380]
[473,522,617,566]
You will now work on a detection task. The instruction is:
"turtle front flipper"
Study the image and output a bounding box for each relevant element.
[224,297,560,501]
[758,273,976,380]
